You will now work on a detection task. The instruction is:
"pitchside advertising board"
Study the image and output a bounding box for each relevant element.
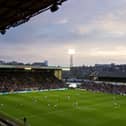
[0,88,68,95]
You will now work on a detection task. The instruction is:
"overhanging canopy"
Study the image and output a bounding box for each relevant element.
[0,0,67,34]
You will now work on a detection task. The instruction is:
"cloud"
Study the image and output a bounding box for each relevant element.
[72,5,126,42]
[1,0,126,65]
[56,19,69,24]
[90,46,126,57]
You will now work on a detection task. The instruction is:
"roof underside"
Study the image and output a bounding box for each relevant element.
[0,0,66,34]
[0,64,62,70]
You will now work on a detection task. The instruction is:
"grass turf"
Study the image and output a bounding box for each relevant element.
[0,89,126,126]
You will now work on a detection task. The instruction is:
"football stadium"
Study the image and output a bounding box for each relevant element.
[1,0,126,126]
[0,65,126,126]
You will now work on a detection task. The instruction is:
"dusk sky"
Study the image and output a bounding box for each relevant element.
[1,0,126,66]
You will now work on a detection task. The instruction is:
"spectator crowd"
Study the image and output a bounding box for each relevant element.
[0,71,65,92]
[80,81,126,95]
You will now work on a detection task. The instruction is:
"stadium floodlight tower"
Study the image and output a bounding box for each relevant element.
[68,49,75,68]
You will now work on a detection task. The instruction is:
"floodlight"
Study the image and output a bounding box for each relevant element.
[68,49,75,55]
[24,67,32,70]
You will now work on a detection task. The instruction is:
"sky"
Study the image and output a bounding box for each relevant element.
[1,0,126,66]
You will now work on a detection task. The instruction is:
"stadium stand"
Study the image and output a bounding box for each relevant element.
[0,66,65,92]
[80,81,126,95]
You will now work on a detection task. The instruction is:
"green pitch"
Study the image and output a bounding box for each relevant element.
[0,89,126,126]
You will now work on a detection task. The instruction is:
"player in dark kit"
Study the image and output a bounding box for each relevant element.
[23,117,27,126]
